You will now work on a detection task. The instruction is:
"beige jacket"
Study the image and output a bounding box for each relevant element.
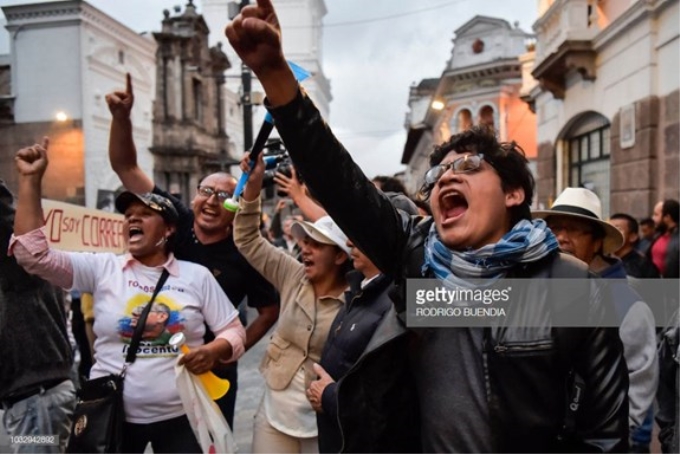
[233,197,344,390]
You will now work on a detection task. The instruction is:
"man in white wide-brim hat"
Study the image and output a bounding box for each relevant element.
[534,187,658,434]
[532,187,624,265]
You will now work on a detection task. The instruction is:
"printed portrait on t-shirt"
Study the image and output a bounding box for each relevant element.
[118,294,185,347]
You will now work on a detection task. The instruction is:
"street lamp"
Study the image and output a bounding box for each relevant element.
[431,100,445,111]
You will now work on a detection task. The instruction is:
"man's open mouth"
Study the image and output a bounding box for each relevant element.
[440,190,468,222]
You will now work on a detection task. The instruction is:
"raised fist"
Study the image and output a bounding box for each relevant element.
[15,137,49,177]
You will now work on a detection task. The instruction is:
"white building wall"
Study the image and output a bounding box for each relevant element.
[535,91,562,144]
[4,1,157,208]
[410,97,432,126]
[11,25,83,122]
[656,0,680,95]
[79,5,156,209]
[450,27,528,70]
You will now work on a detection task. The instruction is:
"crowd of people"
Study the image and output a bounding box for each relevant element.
[0,0,678,453]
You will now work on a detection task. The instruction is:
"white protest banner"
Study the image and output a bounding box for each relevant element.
[42,199,126,253]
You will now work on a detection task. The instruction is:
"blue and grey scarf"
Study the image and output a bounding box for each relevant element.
[422,218,559,288]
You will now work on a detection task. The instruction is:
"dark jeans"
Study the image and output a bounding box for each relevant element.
[122,415,201,453]
[630,407,654,452]
[213,364,238,429]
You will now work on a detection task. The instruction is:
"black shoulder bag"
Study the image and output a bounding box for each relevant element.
[66,269,170,453]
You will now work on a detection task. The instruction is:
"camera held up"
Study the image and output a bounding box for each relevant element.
[262,139,303,198]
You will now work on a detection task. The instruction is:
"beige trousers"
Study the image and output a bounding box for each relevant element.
[252,397,319,454]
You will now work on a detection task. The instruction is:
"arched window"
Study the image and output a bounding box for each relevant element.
[457,109,473,132]
[478,105,495,128]
[562,113,611,216]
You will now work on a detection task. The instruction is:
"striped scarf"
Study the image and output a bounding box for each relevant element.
[422,218,558,288]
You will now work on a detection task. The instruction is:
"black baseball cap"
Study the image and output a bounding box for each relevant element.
[115,192,179,225]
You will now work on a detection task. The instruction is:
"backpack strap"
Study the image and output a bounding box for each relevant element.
[124,269,170,368]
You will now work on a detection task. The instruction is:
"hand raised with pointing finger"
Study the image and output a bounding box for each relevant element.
[15,137,49,177]
[106,73,134,121]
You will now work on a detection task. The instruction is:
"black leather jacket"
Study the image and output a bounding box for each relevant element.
[269,89,629,452]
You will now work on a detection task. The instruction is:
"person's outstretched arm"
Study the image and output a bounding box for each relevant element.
[14,138,49,236]
[233,152,303,302]
[106,73,154,194]
[274,166,326,222]
[226,0,410,276]
[225,0,297,108]
[11,138,74,289]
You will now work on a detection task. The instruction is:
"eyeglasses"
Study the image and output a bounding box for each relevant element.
[423,153,486,186]
[196,186,232,202]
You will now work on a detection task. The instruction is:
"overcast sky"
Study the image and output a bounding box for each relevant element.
[0,0,538,177]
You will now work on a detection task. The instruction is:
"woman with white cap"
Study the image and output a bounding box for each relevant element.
[233,152,351,453]
[9,138,246,453]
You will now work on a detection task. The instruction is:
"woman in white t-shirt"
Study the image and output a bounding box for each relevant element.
[10,140,246,453]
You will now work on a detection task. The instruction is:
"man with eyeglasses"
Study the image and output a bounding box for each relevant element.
[225,2,628,451]
[106,74,279,430]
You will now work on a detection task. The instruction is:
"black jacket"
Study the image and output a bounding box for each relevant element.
[269,89,629,452]
[0,186,72,398]
[656,319,679,454]
[317,271,420,453]
[620,250,660,279]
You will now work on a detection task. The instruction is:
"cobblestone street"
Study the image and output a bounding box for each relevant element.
[233,310,269,454]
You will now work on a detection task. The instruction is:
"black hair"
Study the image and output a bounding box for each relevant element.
[372,175,407,195]
[610,213,639,236]
[337,253,354,277]
[420,125,534,227]
[662,199,679,224]
[412,198,432,216]
[640,217,654,228]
